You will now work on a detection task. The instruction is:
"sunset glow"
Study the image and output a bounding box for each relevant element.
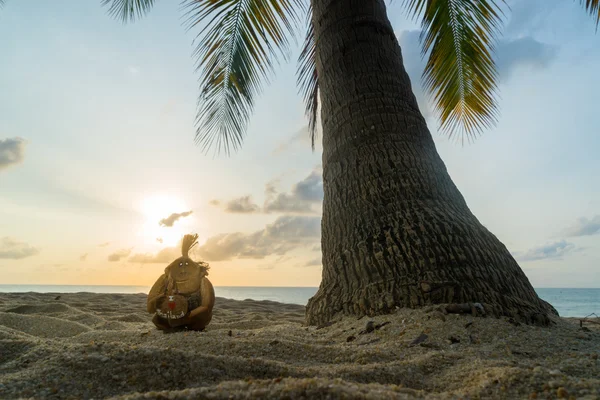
[0,0,599,288]
[139,195,192,247]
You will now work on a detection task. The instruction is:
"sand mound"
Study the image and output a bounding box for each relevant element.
[110,377,424,399]
[65,312,106,326]
[0,312,90,338]
[4,303,73,314]
[0,325,37,340]
[0,339,36,366]
[0,292,598,400]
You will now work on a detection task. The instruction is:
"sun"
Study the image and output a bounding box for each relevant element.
[139,194,193,247]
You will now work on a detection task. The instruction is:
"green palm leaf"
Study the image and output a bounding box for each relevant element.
[100,0,156,22]
[402,0,504,142]
[296,10,319,150]
[184,0,304,154]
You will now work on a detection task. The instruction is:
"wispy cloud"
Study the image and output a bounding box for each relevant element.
[36,263,66,272]
[565,216,600,237]
[159,210,193,227]
[0,237,39,260]
[264,168,323,214]
[0,137,27,172]
[503,0,563,37]
[127,66,140,75]
[79,253,88,261]
[513,240,577,262]
[495,37,557,80]
[273,126,322,154]
[302,258,321,267]
[221,196,260,214]
[98,242,110,248]
[195,215,321,262]
[256,255,296,270]
[129,246,180,264]
[108,248,132,262]
[211,168,323,215]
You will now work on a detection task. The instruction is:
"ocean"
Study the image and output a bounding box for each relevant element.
[0,285,597,318]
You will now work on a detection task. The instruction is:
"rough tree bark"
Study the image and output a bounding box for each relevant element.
[305,0,557,326]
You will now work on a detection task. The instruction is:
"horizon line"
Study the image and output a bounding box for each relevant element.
[1,284,599,289]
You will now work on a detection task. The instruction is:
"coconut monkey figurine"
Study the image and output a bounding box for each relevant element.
[147,234,215,331]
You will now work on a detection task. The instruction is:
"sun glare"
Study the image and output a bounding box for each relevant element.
[141,195,186,221]
[139,194,193,247]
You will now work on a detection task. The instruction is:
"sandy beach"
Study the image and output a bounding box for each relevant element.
[0,292,598,399]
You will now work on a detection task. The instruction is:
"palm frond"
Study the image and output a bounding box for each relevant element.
[183,0,304,155]
[101,0,156,22]
[296,11,319,150]
[402,0,504,142]
[578,0,600,27]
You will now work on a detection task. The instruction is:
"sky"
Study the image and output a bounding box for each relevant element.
[0,0,599,288]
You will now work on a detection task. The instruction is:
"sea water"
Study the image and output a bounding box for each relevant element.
[1,285,598,318]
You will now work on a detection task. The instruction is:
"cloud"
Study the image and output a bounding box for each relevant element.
[256,264,276,270]
[224,196,260,213]
[503,0,558,37]
[195,215,321,262]
[565,216,600,237]
[0,137,27,171]
[256,255,295,270]
[514,240,577,262]
[0,237,39,259]
[211,168,323,215]
[495,37,557,80]
[196,232,282,262]
[98,242,110,247]
[303,258,321,267]
[294,170,324,202]
[36,263,66,272]
[159,210,193,227]
[128,246,180,264]
[273,126,322,154]
[128,66,140,75]
[264,169,323,214]
[156,237,164,244]
[265,215,321,238]
[397,30,557,121]
[108,248,132,262]
[79,253,88,261]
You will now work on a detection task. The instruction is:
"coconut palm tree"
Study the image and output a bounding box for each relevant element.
[3,0,598,324]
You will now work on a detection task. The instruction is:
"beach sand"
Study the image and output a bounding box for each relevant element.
[0,292,598,399]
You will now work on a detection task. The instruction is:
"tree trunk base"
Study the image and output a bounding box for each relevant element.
[307,0,559,329]
[305,279,558,327]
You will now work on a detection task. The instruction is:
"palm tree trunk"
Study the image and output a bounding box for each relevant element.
[305,0,557,326]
